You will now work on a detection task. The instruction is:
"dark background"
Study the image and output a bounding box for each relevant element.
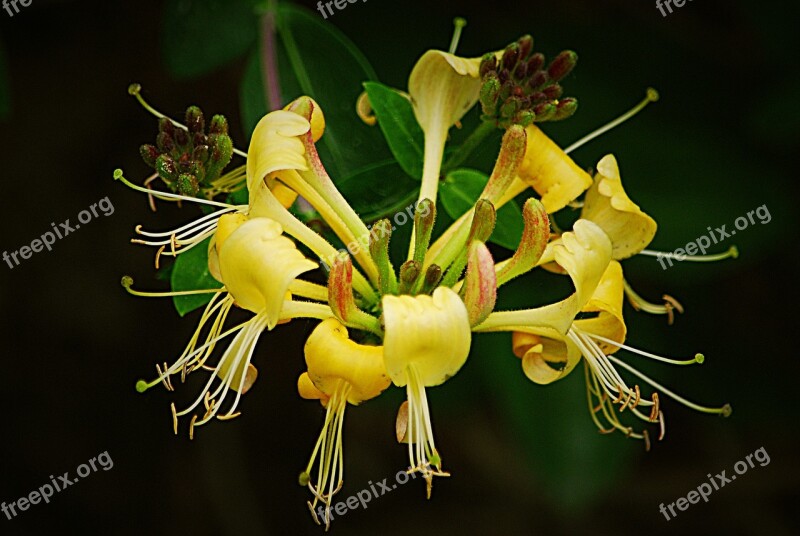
[1,0,798,534]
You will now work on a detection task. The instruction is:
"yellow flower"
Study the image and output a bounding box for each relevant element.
[409,50,485,203]
[581,154,657,260]
[474,219,612,383]
[297,318,390,528]
[516,124,593,214]
[382,287,471,497]
[134,215,332,438]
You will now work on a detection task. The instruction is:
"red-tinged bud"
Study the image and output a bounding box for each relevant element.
[398,260,421,295]
[139,144,159,168]
[543,84,563,100]
[553,98,578,121]
[502,43,520,71]
[156,131,174,153]
[479,53,497,78]
[518,35,534,60]
[533,102,557,122]
[496,198,550,286]
[328,252,383,335]
[526,53,545,74]
[547,50,578,82]
[158,117,175,137]
[529,70,549,91]
[175,128,190,150]
[463,241,497,326]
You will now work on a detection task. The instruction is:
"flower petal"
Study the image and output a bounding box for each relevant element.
[517,124,592,213]
[382,287,471,387]
[581,154,657,259]
[408,50,483,134]
[218,217,317,328]
[245,110,311,193]
[304,318,390,404]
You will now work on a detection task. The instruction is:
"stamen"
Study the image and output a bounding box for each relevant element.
[113,169,234,209]
[564,88,659,154]
[587,332,704,366]
[127,84,247,158]
[121,275,224,298]
[623,279,684,324]
[607,354,731,417]
[171,403,178,435]
[448,17,467,54]
[638,246,739,263]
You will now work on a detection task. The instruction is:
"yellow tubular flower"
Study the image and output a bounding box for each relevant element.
[517,124,593,214]
[246,110,311,194]
[382,287,471,497]
[581,154,657,260]
[474,219,612,384]
[219,216,318,328]
[133,214,329,439]
[409,50,484,203]
[298,318,390,528]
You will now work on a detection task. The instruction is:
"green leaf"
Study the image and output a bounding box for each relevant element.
[363,82,424,180]
[439,169,524,250]
[0,44,9,119]
[162,0,259,78]
[240,3,392,182]
[170,237,222,316]
[337,159,420,222]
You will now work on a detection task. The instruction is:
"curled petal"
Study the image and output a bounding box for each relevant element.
[304,318,390,404]
[246,110,311,192]
[581,154,657,259]
[382,287,471,387]
[218,217,317,328]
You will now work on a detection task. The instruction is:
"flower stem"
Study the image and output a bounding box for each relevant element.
[442,120,496,174]
[259,0,282,111]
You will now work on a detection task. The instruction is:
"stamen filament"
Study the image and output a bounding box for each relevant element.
[606,354,731,416]
[114,169,234,209]
[564,88,659,155]
[121,276,224,298]
[638,246,739,263]
[448,17,467,54]
[587,333,704,366]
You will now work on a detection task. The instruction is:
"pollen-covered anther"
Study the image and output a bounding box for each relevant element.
[649,392,660,422]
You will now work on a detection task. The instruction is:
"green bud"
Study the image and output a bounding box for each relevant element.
[185,105,205,135]
[552,98,578,121]
[155,154,177,182]
[209,114,229,135]
[177,173,199,197]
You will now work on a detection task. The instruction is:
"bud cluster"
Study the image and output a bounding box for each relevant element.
[479,35,578,128]
[139,106,234,197]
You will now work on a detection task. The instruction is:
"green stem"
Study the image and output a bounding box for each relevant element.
[442,121,496,174]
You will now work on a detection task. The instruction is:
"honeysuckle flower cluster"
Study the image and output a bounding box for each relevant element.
[116,27,733,529]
